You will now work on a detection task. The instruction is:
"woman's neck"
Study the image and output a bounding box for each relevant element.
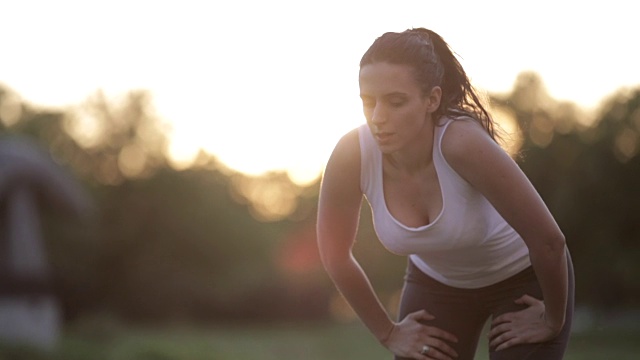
[384,120,436,175]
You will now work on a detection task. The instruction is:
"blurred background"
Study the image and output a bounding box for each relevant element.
[1,1,639,359]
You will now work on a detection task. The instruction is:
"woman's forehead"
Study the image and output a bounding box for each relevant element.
[359,62,419,94]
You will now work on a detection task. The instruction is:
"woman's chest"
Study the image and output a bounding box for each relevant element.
[372,173,492,254]
[382,166,442,228]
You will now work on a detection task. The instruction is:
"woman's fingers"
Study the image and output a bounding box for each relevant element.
[409,309,436,321]
[491,309,515,327]
[424,326,459,344]
[406,310,458,343]
[490,331,522,351]
[488,294,556,351]
[514,294,538,306]
[488,322,507,340]
[426,337,459,359]
[398,310,459,359]
[417,322,459,358]
[493,294,540,326]
[489,325,511,348]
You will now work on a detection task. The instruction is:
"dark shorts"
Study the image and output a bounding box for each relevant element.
[395,252,574,360]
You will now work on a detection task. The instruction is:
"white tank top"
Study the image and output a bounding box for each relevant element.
[358,117,531,289]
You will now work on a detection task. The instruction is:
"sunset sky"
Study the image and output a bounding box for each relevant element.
[2,0,638,184]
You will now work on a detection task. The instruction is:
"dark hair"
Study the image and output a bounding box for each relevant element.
[360,28,500,142]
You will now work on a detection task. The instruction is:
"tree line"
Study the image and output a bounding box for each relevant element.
[0,72,638,326]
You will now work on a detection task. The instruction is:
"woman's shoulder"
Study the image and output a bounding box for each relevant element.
[440,114,488,141]
[325,127,362,173]
[321,127,363,198]
[333,127,361,156]
[440,116,501,168]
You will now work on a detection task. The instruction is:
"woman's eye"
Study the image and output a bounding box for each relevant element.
[362,99,375,108]
[388,97,406,107]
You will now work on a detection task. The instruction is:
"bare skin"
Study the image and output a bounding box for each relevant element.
[317,62,567,359]
[442,119,568,351]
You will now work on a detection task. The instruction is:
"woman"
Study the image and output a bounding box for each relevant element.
[316,28,574,360]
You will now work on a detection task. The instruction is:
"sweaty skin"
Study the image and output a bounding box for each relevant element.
[318,62,568,359]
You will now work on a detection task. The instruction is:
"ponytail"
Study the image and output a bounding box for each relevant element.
[420,29,497,140]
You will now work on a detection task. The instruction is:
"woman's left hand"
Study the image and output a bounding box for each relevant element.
[488,294,561,351]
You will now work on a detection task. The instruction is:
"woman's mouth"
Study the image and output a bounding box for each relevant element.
[375,132,393,143]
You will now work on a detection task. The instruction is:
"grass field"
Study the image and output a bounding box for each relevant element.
[1,320,639,359]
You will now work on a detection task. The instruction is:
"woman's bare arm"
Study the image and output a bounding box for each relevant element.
[317,129,458,359]
[442,120,568,348]
[317,129,395,341]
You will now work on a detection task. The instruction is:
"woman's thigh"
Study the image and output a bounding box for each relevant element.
[488,253,575,360]
[395,261,489,360]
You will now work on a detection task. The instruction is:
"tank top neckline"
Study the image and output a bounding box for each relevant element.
[377,119,453,232]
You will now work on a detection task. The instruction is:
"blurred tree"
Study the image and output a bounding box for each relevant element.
[0,86,24,130]
[493,74,640,309]
[0,85,329,323]
[230,171,305,222]
[94,165,281,321]
[2,71,639,328]
[62,90,170,185]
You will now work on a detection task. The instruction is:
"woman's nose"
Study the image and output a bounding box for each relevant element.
[371,105,386,125]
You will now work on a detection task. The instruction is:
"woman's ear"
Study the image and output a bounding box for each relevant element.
[426,86,442,113]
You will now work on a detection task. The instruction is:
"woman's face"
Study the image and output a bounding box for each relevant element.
[359,62,439,153]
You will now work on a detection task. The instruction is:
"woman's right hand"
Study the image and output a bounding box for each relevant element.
[382,309,459,359]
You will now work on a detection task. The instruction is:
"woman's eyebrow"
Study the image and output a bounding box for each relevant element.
[384,92,409,99]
